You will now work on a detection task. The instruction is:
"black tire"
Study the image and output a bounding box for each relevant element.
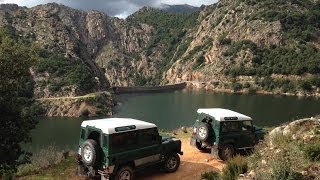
[77,164,87,176]
[196,141,206,151]
[218,144,235,161]
[196,123,211,141]
[114,166,133,180]
[81,139,100,167]
[163,153,180,173]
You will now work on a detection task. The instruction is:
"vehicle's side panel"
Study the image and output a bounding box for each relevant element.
[162,138,182,155]
[134,128,161,167]
[101,134,110,165]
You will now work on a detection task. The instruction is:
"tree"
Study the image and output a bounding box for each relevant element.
[0,30,38,177]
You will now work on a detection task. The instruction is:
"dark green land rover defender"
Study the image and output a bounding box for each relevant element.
[190,108,265,161]
[76,118,183,180]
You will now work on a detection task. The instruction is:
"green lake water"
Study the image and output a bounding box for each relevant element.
[26,90,320,152]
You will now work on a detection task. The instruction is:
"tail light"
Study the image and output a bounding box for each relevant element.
[76,154,82,161]
[102,166,110,173]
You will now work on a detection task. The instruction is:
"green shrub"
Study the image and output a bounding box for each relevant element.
[248,87,257,94]
[270,150,302,180]
[35,55,96,93]
[231,82,243,92]
[221,155,248,180]
[16,164,37,177]
[193,56,205,69]
[201,171,220,180]
[243,82,251,88]
[218,33,232,46]
[30,146,65,169]
[304,143,320,162]
[80,109,90,117]
[270,133,292,147]
[298,80,313,92]
[223,40,257,57]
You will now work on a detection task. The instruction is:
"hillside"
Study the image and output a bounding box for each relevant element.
[164,0,320,96]
[1,0,320,100]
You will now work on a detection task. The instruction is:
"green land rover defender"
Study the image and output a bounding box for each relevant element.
[190,108,265,161]
[76,118,183,180]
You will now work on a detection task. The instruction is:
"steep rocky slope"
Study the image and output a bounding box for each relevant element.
[164,0,320,96]
[0,3,155,93]
[1,0,320,98]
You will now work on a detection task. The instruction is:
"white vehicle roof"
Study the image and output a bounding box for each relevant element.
[81,118,157,134]
[197,108,252,121]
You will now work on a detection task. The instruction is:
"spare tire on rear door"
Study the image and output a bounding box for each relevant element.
[81,139,100,167]
[196,123,212,141]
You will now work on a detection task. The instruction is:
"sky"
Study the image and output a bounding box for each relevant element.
[0,0,217,18]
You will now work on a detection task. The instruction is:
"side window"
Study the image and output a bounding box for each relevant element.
[140,128,159,145]
[111,131,138,149]
[103,134,108,146]
[241,121,252,131]
[221,122,241,133]
[88,130,101,144]
[80,128,85,139]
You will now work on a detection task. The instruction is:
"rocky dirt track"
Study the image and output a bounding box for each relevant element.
[136,138,225,180]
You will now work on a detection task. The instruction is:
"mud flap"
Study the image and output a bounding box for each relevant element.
[190,137,196,146]
[210,145,218,158]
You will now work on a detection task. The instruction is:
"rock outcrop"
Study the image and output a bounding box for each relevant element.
[37,92,114,117]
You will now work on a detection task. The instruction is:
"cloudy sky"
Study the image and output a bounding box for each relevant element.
[0,0,217,18]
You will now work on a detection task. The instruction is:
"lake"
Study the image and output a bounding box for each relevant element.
[26,90,320,152]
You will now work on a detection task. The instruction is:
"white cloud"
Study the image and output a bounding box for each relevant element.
[158,0,216,7]
[115,11,131,19]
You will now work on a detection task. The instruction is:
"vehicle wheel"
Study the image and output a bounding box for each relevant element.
[114,166,133,180]
[81,139,100,166]
[196,141,206,151]
[196,123,211,141]
[218,144,235,161]
[163,153,180,173]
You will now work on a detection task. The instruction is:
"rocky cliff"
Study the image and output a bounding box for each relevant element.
[163,0,320,96]
[1,0,320,98]
[0,3,155,95]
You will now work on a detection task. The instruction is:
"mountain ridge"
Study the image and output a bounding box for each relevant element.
[1,0,320,99]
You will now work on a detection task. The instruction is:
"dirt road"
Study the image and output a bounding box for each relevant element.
[136,138,225,180]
